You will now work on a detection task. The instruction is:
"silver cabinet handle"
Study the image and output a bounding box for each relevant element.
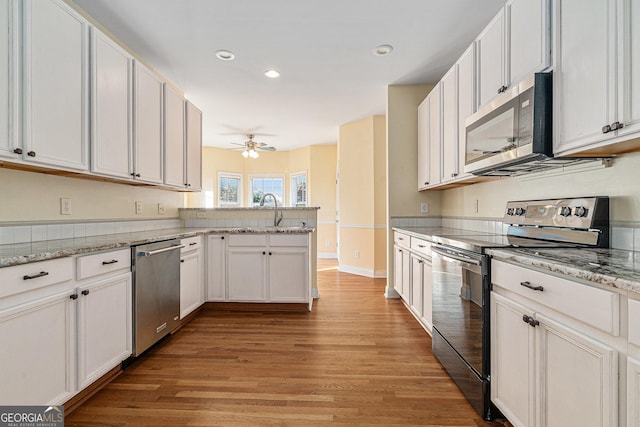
[138,244,185,257]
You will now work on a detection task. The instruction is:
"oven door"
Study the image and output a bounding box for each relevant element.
[431,245,489,378]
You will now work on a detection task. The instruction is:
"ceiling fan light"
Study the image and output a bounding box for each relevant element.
[250,149,259,159]
[242,150,249,158]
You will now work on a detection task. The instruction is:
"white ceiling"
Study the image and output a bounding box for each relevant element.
[74,0,507,151]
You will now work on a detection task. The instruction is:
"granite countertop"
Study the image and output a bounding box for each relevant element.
[487,247,640,295]
[0,226,315,268]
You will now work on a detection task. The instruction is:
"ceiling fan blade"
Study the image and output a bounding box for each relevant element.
[259,146,276,151]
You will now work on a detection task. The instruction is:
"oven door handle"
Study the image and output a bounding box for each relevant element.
[431,246,482,266]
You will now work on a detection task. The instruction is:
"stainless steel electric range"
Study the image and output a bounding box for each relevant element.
[429,196,610,420]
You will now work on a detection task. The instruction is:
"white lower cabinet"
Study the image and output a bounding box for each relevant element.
[409,254,424,318]
[206,235,226,301]
[629,357,640,427]
[226,233,310,304]
[76,272,131,389]
[491,259,619,427]
[0,290,75,405]
[419,256,432,332]
[179,236,204,318]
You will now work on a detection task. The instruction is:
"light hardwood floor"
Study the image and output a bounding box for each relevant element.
[65,259,509,426]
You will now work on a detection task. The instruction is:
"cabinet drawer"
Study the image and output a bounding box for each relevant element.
[77,248,131,280]
[181,235,202,253]
[394,232,410,249]
[0,258,73,299]
[227,234,268,247]
[630,298,640,347]
[492,260,619,335]
[269,234,308,247]
[410,237,431,258]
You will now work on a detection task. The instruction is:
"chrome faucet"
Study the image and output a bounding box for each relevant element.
[259,193,283,226]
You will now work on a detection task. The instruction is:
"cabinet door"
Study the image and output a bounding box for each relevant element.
[457,43,475,179]
[180,250,204,318]
[207,235,226,301]
[441,65,458,182]
[421,259,432,332]
[618,0,640,137]
[477,9,505,107]
[507,0,551,87]
[417,96,430,189]
[90,27,132,179]
[0,290,75,405]
[77,273,131,389]
[491,292,536,427]
[629,357,640,427]
[554,0,617,154]
[269,247,308,302]
[163,84,185,188]
[185,101,203,191]
[0,0,17,160]
[410,254,423,317]
[227,247,267,301]
[23,0,89,170]
[394,246,405,299]
[133,61,163,184]
[427,84,441,187]
[537,313,618,427]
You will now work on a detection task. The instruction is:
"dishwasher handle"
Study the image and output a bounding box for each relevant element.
[431,245,482,266]
[138,244,185,257]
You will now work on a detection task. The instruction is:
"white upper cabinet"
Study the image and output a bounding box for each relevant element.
[185,101,202,191]
[457,43,476,181]
[441,65,458,183]
[163,84,185,188]
[477,0,550,109]
[0,0,17,160]
[90,27,132,179]
[506,0,551,89]
[133,61,163,184]
[618,0,640,139]
[427,83,442,188]
[417,96,430,190]
[23,0,89,171]
[477,9,505,108]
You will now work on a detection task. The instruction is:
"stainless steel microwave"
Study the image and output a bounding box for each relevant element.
[464,73,553,176]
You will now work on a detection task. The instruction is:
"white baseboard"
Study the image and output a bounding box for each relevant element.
[385,285,400,299]
[317,252,338,259]
[338,264,386,278]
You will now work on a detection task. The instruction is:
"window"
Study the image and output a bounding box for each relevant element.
[290,172,307,207]
[218,172,242,207]
[249,175,284,206]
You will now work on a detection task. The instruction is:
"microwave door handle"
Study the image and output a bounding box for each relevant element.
[431,246,482,266]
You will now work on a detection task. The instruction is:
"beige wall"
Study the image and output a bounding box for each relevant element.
[0,168,183,222]
[338,116,387,277]
[441,153,640,223]
[309,145,338,257]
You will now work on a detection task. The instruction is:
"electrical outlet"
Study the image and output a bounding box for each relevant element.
[354,250,360,259]
[196,211,207,219]
[135,201,142,215]
[158,203,165,214]
[60,198,71,215]
[421,202,429,213]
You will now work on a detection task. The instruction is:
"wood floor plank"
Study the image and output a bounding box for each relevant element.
[65,259,510,426]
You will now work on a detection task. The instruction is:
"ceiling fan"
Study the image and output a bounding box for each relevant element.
[230,134,276,159]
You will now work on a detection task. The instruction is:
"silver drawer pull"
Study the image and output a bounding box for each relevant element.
[102,259,119,265]
[520,281,544,291]
[23,271,49,280]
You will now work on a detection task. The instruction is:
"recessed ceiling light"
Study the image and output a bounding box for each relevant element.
[373,44,394,56]
[264,69,280,79]
[215,49,235,61]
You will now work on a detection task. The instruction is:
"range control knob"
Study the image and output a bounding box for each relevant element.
[574,206,588,217]
[559,206,572,217]
[515,207,526,216]
[506,207,515,216]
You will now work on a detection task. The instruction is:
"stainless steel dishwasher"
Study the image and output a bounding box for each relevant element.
[131,239,184,356]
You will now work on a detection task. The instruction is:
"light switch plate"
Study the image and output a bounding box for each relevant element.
[135,201,142,215]
[60,198,71,215]
[421,202,429,213]
[158,203,165,214]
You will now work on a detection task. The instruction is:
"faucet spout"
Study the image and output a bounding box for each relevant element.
[259,193,281,227]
